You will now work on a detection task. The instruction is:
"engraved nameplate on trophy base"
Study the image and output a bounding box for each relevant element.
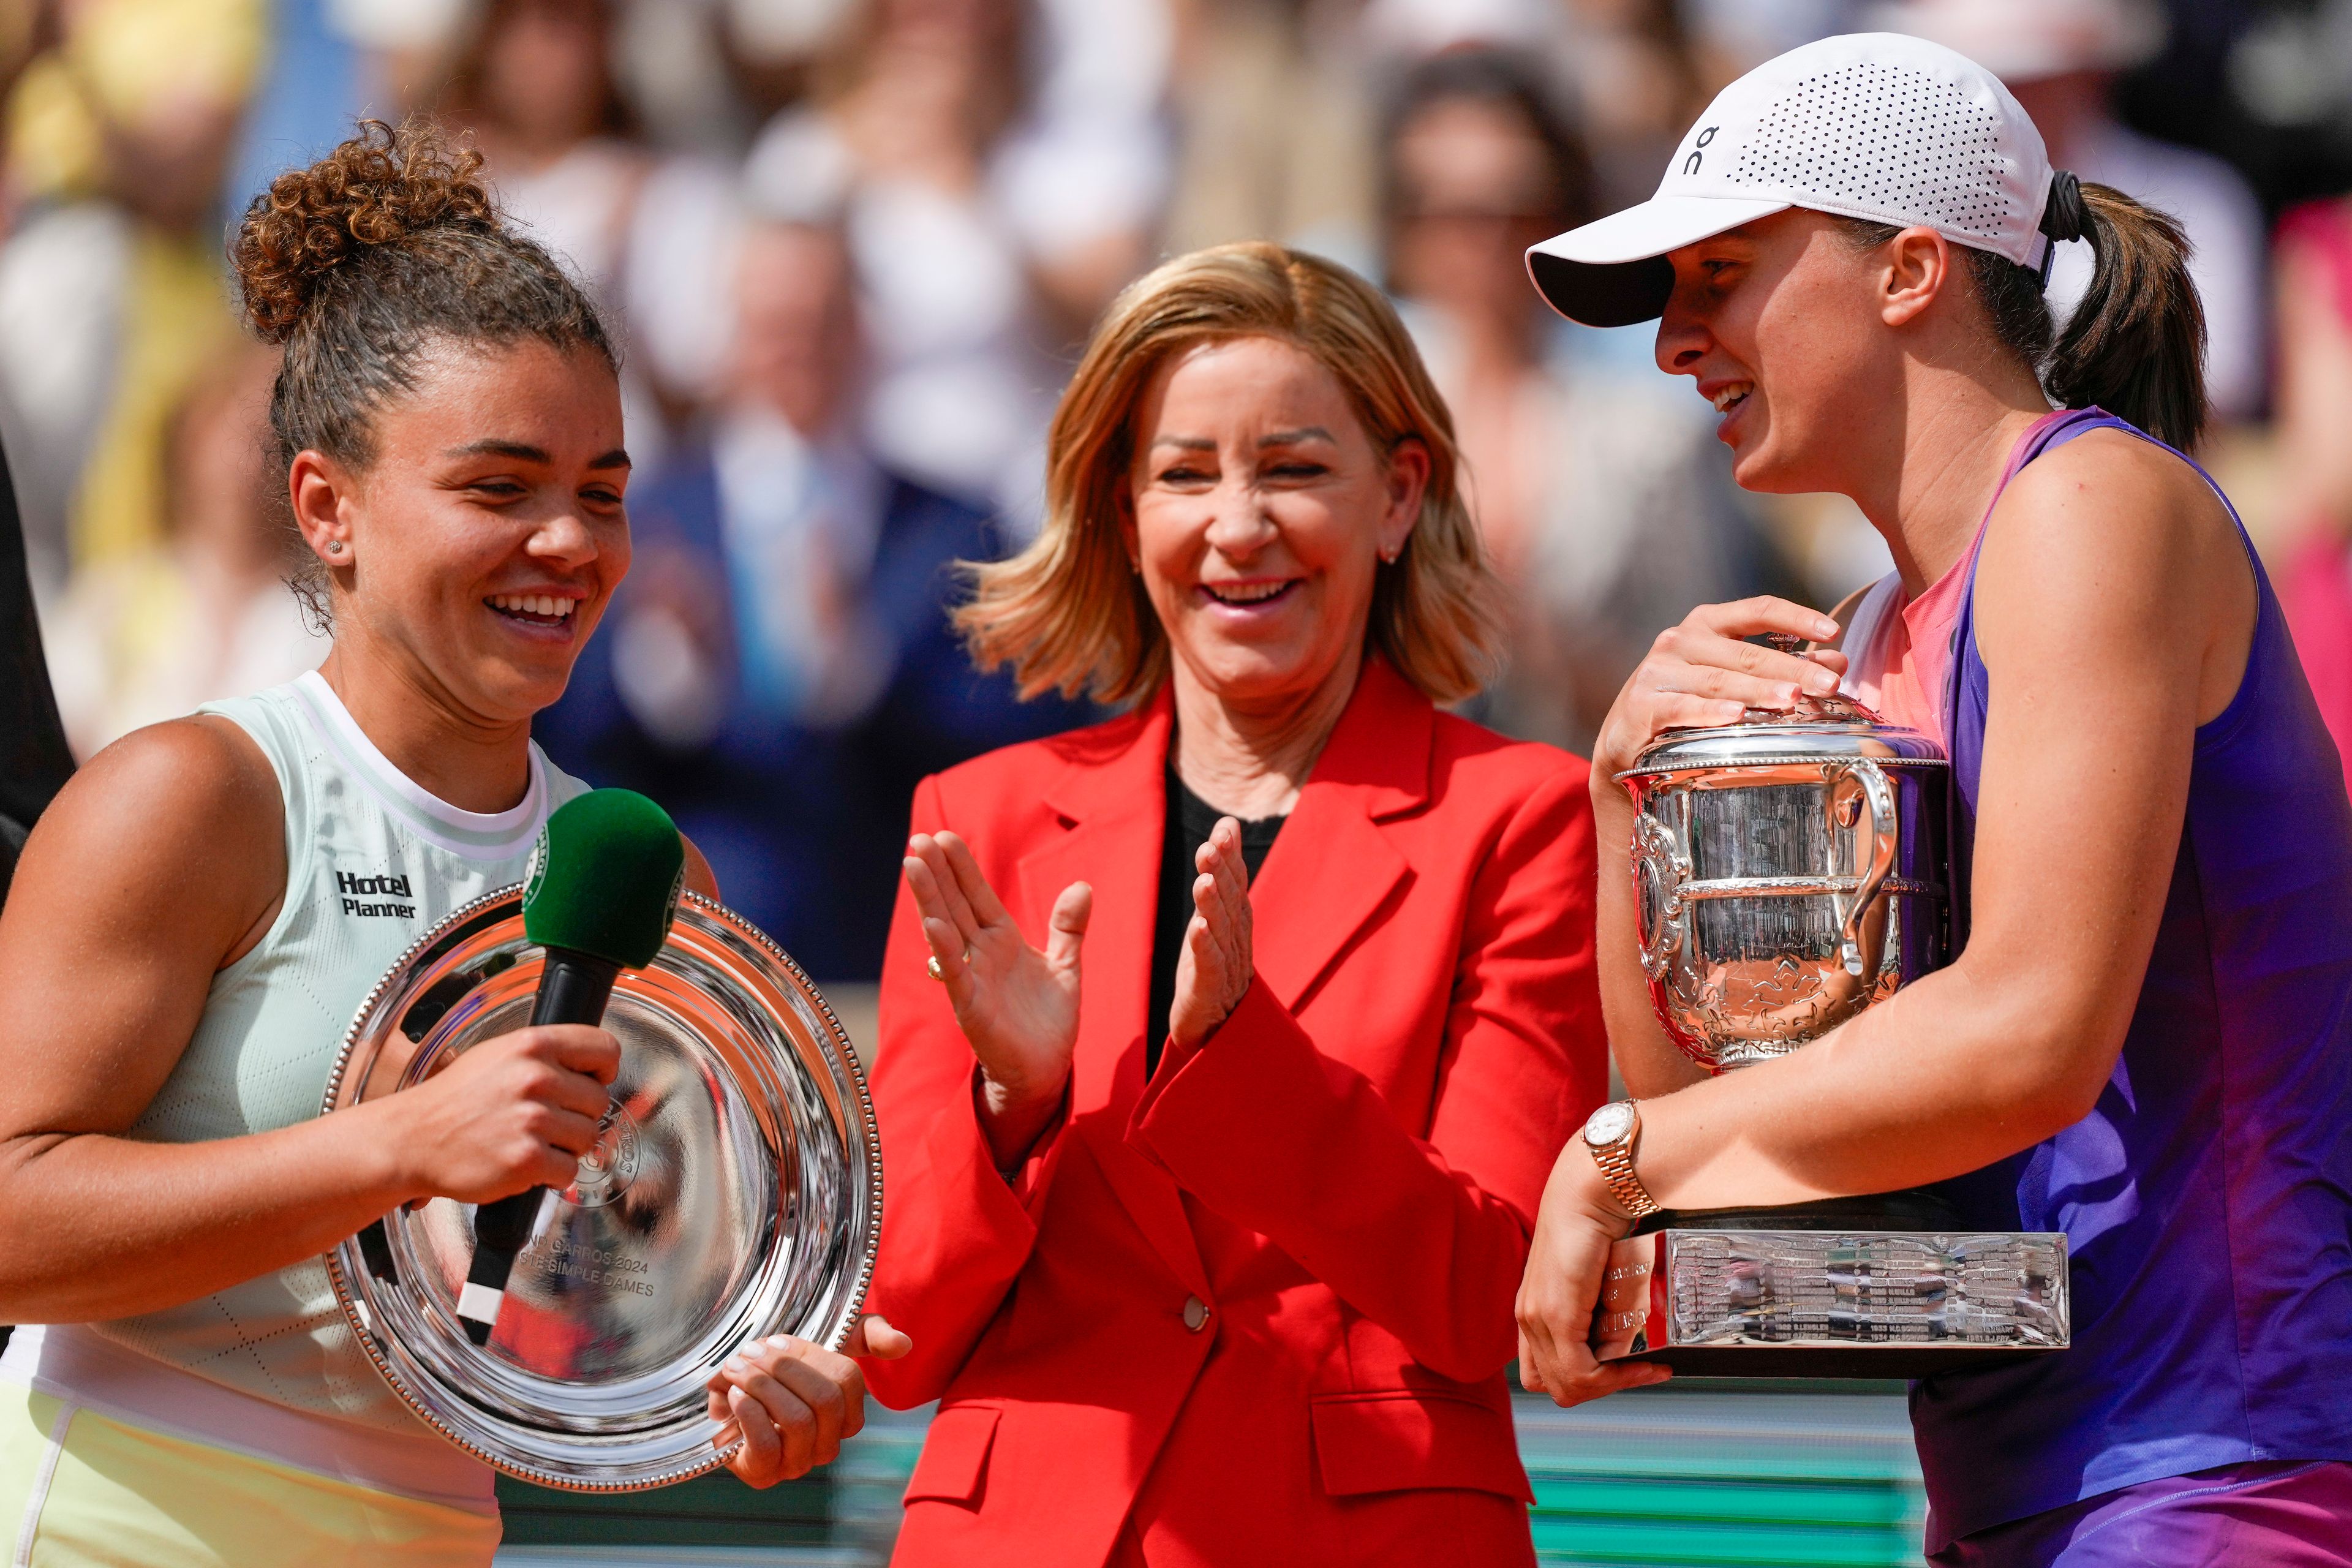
[1593,1221,2068,1378]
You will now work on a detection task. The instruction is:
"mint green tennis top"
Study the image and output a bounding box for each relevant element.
[85,671,590,1434]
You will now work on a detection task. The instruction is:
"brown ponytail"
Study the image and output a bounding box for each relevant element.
[2042,182,2208,452]
[1839,179,2209,452]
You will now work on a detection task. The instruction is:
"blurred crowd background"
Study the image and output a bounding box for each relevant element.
[6,0,2352,984]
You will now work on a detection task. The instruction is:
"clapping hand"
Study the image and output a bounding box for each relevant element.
[903,831,1090,1166]
[710,1314,912,1488]
[1168,818,1253,1049]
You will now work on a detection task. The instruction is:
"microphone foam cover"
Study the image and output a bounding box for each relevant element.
[522,789,685,970]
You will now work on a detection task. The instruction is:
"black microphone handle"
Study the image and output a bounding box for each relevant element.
[527,950,625,1032]
[459,949,621,1344]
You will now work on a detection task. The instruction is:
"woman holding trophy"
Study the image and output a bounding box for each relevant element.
[0,123,897,1564]
[864,243,1607,1565]
[1515,32,2352,1567]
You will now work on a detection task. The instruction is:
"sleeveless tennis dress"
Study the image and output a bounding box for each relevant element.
[1,671,590,1566]
[1844,410,2352,1566]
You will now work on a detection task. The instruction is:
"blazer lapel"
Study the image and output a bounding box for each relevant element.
[1250,660,1431,1012]
[1018,695,1210,1295]
[1006,665,1434,1293]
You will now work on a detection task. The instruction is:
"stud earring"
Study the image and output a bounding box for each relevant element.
[325,540,346,556]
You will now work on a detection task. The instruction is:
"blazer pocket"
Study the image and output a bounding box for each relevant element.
[903,1404,1001,1507]
[1310,1391,1532,1504]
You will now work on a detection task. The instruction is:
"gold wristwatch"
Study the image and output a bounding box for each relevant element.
[1581,1099,1661,1221]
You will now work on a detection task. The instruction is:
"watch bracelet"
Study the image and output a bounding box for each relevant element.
[1589,1136,1661,1219]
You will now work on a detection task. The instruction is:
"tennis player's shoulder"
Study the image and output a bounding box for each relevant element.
[1994,425,2228,570]
[1977,423,2245,676]
[29,715,285,919]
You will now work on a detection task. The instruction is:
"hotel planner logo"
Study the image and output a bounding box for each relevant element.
[338,870,417,919]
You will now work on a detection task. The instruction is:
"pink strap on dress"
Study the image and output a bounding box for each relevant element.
[1842,410,2071,745]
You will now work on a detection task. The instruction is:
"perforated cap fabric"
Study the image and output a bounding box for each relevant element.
[1526,32,2056,326]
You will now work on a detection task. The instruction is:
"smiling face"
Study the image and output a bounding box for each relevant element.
[1124,335,1425,713]
[293,336,630,725]
[1652,208,1905,492]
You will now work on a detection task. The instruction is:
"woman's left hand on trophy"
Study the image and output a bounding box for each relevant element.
[710,1313,911,1487]
[1514,1148,1673,1407]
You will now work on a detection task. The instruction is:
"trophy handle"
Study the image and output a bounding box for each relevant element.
[1632,811,1688,981]
[1830,759,1896,978]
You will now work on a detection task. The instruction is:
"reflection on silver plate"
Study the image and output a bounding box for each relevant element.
[321,888,881,1491]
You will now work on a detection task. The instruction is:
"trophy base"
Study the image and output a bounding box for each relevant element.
[1591,1193,2070,1379]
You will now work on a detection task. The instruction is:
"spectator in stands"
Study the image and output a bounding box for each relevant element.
[0,0,261,593]
[538,213,1080,979]
[1877,0,2270,424]
[1161,0,1381,272]
[441,0,745,468]
[43,341,325,758]
[1544,0,1718,215]
[743,0,1167,525]
[1382,48,1776,750]
[2272,196,2352,790]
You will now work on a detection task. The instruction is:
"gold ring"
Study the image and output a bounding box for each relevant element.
[926,956,945,982]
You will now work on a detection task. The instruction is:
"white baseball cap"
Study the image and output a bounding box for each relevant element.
[1526,32,2060,327]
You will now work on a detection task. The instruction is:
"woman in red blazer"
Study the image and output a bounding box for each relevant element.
[861,243,1610,1567]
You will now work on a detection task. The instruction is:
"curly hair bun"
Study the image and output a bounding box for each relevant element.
[232,118,500,344]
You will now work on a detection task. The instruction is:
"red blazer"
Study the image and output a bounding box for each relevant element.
[864,660,1607,1568]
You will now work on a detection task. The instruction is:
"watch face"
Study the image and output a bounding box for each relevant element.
[1585,1101,1635,1146]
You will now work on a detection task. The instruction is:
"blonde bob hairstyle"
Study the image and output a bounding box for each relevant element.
[957,242,1506,708]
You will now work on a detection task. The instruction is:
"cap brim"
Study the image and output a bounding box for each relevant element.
[1526,194,1790,326]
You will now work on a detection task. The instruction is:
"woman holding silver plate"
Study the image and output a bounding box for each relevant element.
[0,122,899,1565]
[1513,32,2352,1567]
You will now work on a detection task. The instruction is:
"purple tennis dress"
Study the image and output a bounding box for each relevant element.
[1912,409,2352,1565]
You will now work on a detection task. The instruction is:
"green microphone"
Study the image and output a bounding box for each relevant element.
[457,789,685,1346]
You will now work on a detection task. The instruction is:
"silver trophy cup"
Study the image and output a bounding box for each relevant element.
[1594,648,2068,1376]
[323,888,882,1488]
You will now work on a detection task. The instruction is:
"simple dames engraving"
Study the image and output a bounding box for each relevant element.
[338,870,417,919]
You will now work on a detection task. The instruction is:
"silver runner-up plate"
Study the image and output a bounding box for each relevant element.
[321,888,881,1491]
